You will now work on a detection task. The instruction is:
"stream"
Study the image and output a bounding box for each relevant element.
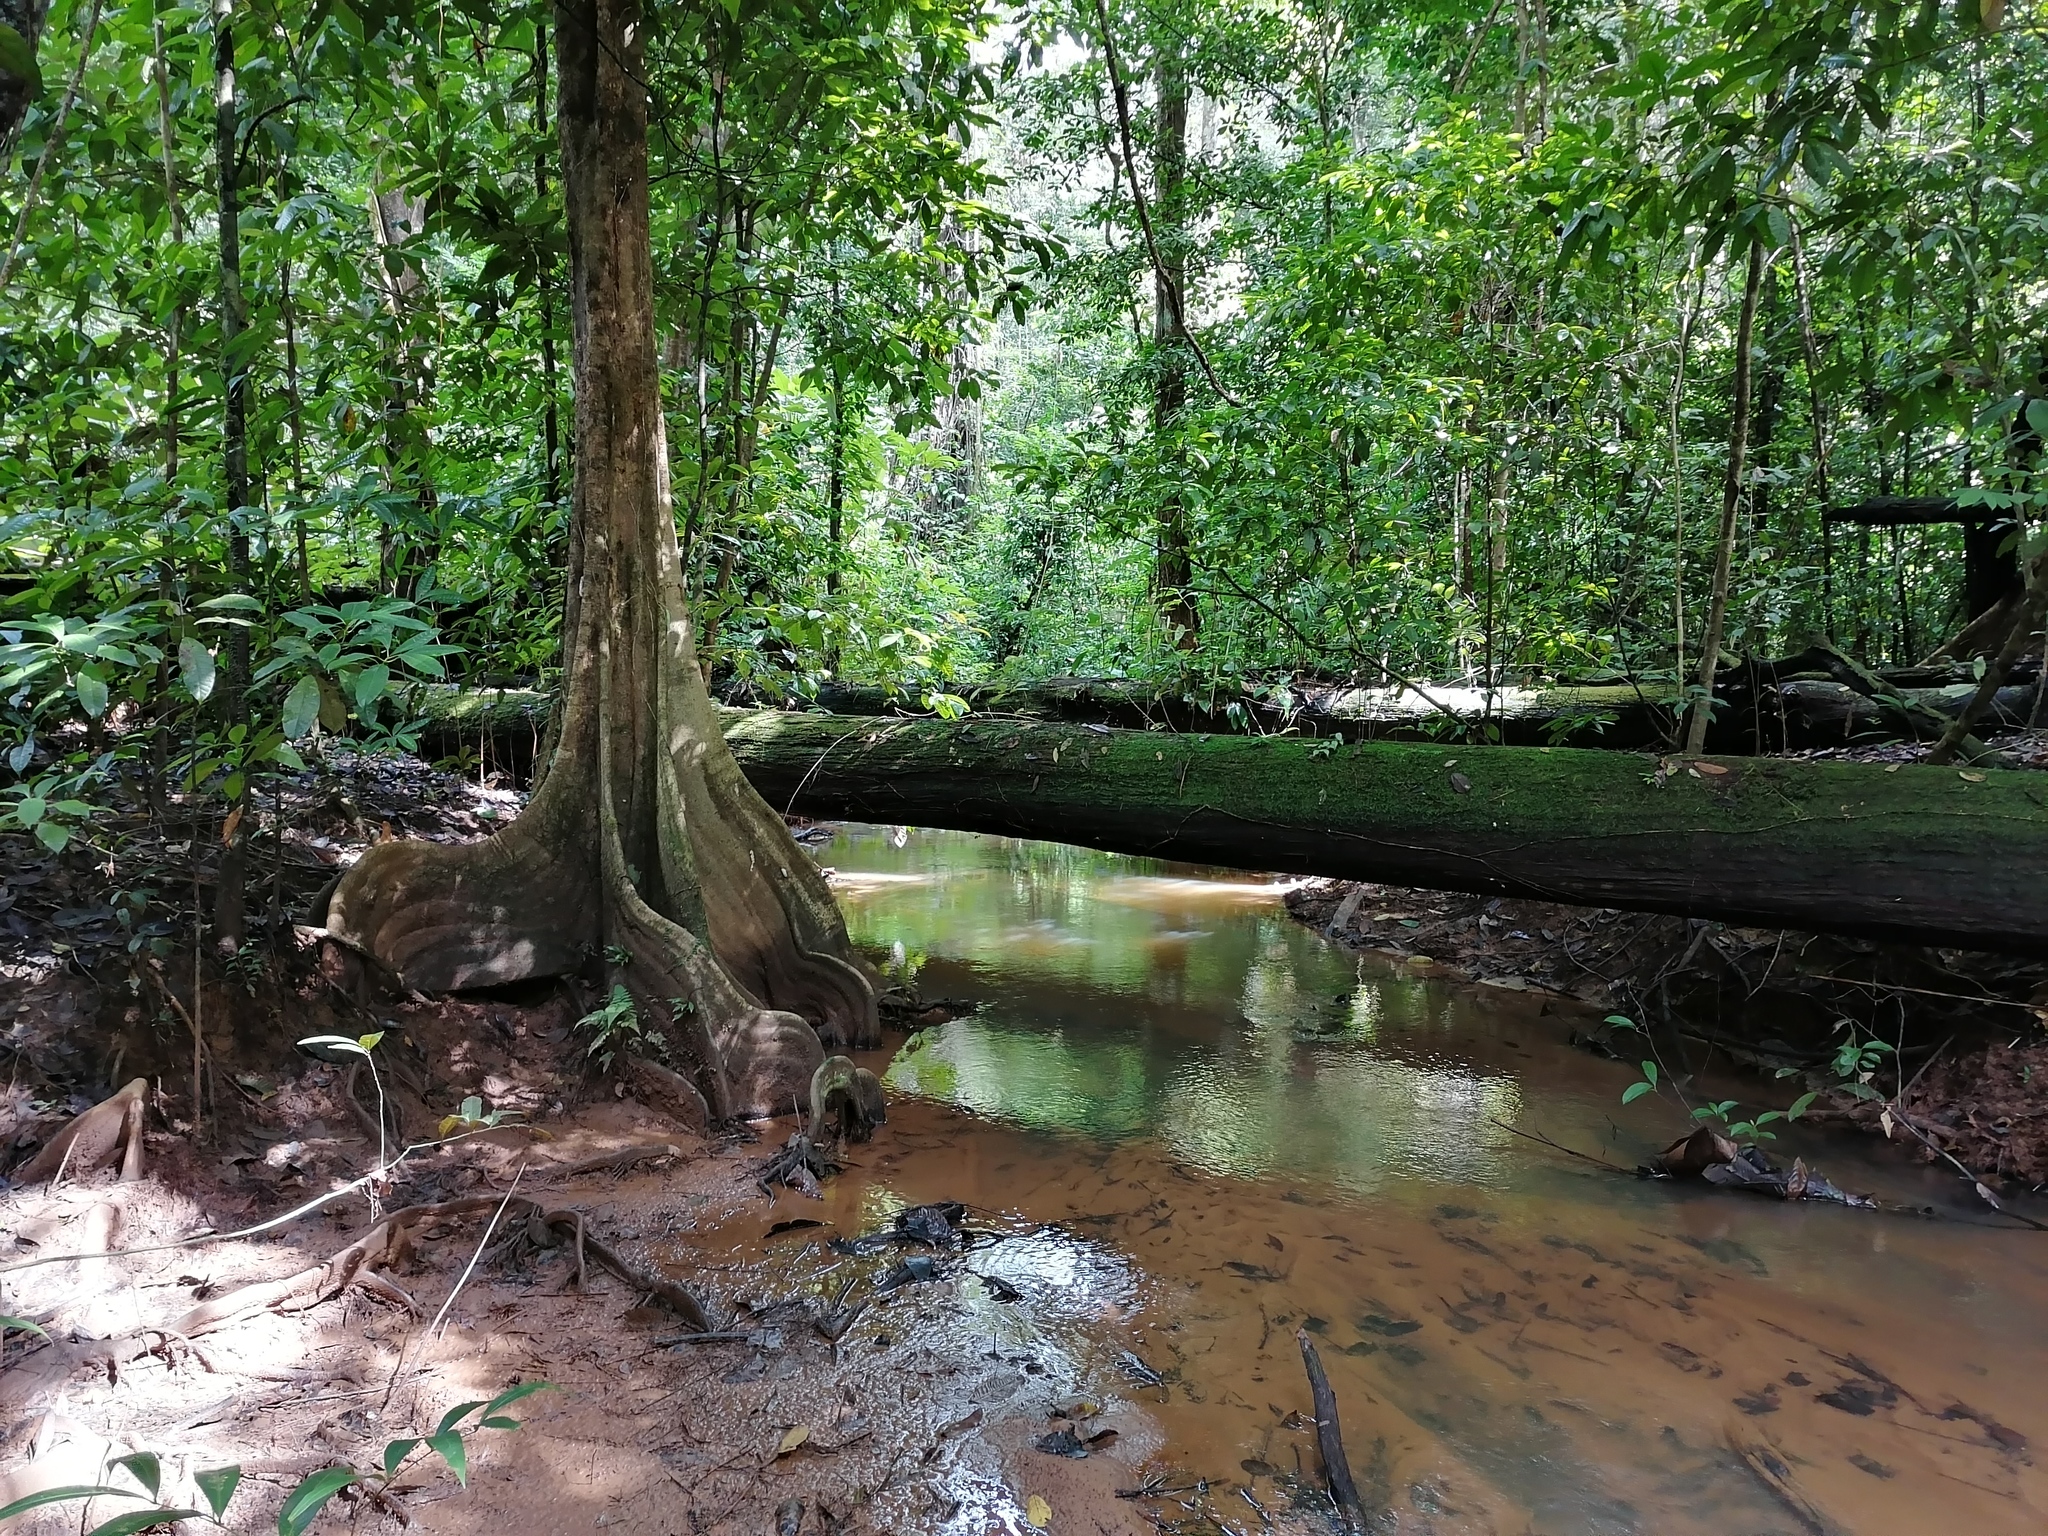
[696,826,2048,1534]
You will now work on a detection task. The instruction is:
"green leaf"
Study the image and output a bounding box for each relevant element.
[199,593,265,612]
[382,1438,421,1477]
[0,22,42,95]
[2027,398,2048,443]
[1640,1060,1658,1086]
[112,1453,161,1499]
[275,1467,359,1536]
[1620,1081,1654,1104]
[426,1429,469,1487]
[34,820,69,852]
[76,670,109,719]
[353,663,390,711]
[1,1314,49,1338]
[194,1465,242,1519]
[437,1401,486,1434]
[478,1380,555,1428]
[0,1488,138,1522]
[89,1511,209,1535]
[179,638,217,702]
[1786,1091,1818,1120]
[15,794,45,825]
[282,675,323,740]
[296,1033,373,1062]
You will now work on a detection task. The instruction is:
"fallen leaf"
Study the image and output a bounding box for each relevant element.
[1026,1494,1052,1528]
[776,1425,811,1457]
[1884,763,1902,773]
[220,806,243,846]
[1879,1108,1895,1139]
[1693,760,1730,777]
[1960,771,1986,782]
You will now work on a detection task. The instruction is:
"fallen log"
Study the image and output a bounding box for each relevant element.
[395,654,2038,775]
[715,707,2048,955]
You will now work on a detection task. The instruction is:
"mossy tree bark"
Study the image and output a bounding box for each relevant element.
[325,0,876,1118]
[721,707,2048,955]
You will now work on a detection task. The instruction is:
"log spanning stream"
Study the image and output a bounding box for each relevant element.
[675,827,2048,1534]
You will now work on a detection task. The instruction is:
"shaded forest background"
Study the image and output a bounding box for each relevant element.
[4,0,2047,851]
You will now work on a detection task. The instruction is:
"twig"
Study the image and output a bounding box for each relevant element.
[429,1160,526,1337]
[1487,1117,1633,1174]
[0,1126,520,1276]
[1202,567,1464,724]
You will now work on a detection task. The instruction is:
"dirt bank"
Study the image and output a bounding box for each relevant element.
[0,758,1170,1536]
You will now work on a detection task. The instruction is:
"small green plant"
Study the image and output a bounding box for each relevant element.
[299,1031,390,1185]
[577,983,655,1072]
[1607,1012,1820,1140]
[437,1094,522,1138]
[0,1383,551,1535]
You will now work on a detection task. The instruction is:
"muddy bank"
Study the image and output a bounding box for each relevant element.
[0,758,1158,1536]
[1283,873,2048,1194]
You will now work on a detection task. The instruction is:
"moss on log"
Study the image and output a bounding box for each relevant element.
[716,706,2048,955]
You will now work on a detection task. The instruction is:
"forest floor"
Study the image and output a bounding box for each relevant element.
[5,735,2047,1534]
[1281,736,2048,1196]
[0,759,1162,1536]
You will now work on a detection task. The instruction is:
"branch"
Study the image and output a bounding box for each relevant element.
[1201,566,1467,726]
[1088,0,1241,409]
[0,0,108,290]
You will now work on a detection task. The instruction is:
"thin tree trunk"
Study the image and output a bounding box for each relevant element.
[213,0,252,948]
[1152,43,1196,647]
[1788,218,1833,631]
[1683,238,1765,756]
[282,258,309,596]
[535,31,561,511]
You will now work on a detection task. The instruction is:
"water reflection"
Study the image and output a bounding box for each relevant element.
[840,826,1528,1193]
[809,824,2048,1536]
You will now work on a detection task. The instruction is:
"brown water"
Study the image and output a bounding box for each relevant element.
[698,827,2048,1534]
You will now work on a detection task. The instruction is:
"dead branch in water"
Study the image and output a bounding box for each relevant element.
[1297,1329,1368,1534]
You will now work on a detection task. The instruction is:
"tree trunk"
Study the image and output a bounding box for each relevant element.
[1683,238,1766,755]
[324,0,877,1119]
[368,187,441,597]
[535,31,562,512]
[1152,45,1197,647]
[212,0,251,949]
[720,709,2048,955]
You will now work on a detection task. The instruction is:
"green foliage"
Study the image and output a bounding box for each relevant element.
[0,1383,550,1534]
[577,983,656,1073]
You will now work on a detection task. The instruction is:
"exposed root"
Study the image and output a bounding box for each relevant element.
[15,1079,147,1185]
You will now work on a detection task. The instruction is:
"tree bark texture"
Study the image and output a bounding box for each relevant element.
[325,0,876,1119]
[718,707,2048,955]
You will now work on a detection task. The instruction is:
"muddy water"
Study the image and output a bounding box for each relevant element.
[715,828,2048,1534]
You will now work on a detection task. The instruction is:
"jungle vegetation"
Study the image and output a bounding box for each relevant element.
[3,0,2046,875]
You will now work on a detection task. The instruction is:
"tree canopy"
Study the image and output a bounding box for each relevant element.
[4,0,2048,855]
